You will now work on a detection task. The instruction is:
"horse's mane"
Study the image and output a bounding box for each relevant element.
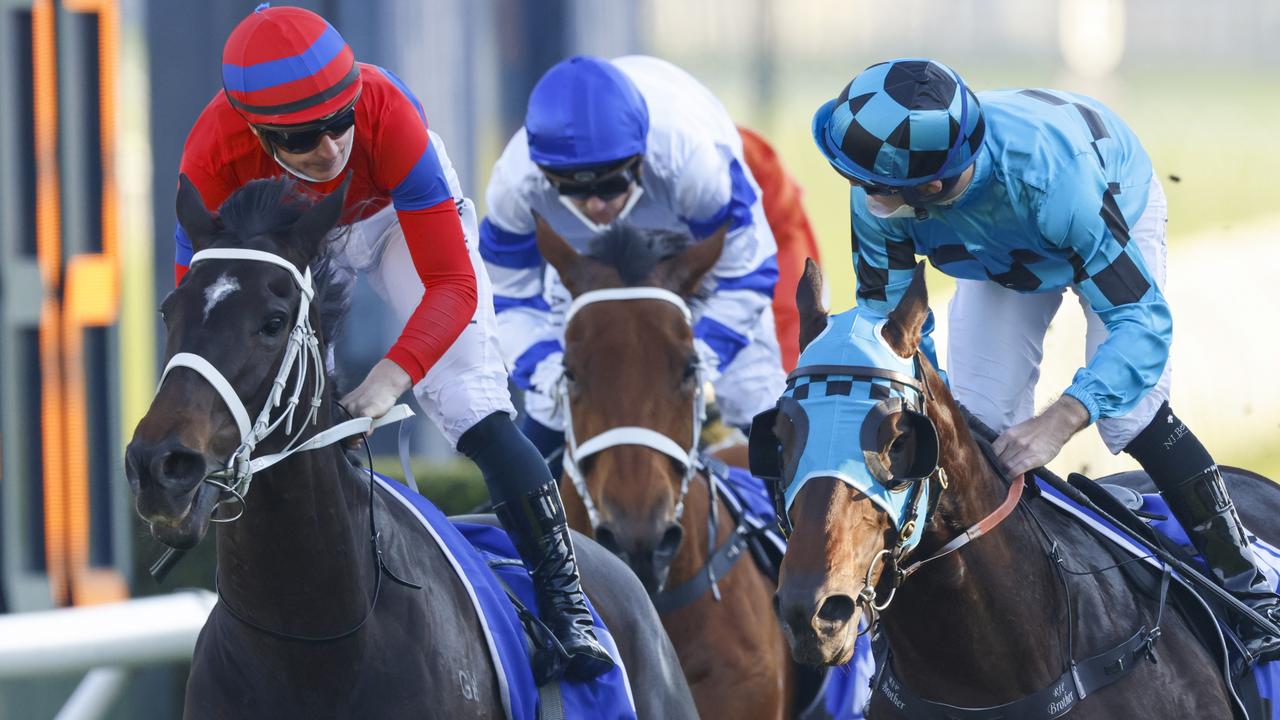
[213,177,354,349]
[586,224,710,296]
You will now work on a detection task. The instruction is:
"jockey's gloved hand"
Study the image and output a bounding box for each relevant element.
[340,358,412,425]
[530,351,566,398]
[693,338,723,385]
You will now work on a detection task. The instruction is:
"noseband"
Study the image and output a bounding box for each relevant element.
[157,248,410,520]
[558,287,706,531]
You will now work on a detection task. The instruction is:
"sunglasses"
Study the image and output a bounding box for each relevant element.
[828,161,901,197]
[545,159,640,201]
[256,104,357,154]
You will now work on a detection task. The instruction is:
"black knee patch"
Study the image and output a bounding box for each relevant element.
[1124,401,1216,490]
[458,411,553,503]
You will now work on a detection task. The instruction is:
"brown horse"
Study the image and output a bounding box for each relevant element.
[126,176,697,719]
[533,220,796,718]
[764,259,1277,718]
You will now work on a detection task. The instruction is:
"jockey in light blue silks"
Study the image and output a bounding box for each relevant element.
[480,55,785,456]
[812,58,1280,662]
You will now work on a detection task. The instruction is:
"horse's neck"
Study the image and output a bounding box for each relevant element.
[216,443,376,634]
[883,440,1069,696]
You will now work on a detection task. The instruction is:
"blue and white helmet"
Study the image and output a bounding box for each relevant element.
[525,55,649,171]
[812,59,984,190]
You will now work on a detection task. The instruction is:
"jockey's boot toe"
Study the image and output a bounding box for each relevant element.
[495,482,617,684]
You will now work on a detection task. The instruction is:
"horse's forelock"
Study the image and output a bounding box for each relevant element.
[586,224,706,292]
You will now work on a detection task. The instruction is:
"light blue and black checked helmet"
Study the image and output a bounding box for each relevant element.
[812,59,985,198]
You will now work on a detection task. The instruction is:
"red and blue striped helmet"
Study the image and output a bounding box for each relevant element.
[221,4,361,127]
[525,56,649,170]
[813,59,985,188]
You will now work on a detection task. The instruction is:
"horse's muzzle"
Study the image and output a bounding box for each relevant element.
[774,581,861,666]
[125,439,218,538]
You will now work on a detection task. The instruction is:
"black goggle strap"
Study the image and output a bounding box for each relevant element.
[544,157,640,194]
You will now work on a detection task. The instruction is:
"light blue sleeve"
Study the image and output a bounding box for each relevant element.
[1039,153,1170,423]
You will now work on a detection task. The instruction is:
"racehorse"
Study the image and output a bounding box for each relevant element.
[533,220,796,718]
[764,259,1280,717]
[125,176,697,719]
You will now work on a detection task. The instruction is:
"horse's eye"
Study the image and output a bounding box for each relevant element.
[260,316,287,337]
[682,358,699,384]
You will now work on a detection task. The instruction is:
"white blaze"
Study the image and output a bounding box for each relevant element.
[203,273,240,321]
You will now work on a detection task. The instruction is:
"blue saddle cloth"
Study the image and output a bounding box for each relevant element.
[715,465,876,720]
[1037,477,1280,718]
[375,474,637,720]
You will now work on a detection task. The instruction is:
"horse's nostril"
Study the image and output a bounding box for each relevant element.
[772,593,783,619]
[595,524,620,554]
[156,447,207,489]
[816,594,856,626]
[656,523,684,558]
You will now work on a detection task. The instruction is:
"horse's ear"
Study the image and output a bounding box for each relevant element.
[292,173,351,259]
[176,174,218,252]
[654,223,727,296]
[534,214,585,294]
[882,262,929,358]
[796,257,829,352]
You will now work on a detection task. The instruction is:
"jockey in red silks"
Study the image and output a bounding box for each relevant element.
[172,4,612,682]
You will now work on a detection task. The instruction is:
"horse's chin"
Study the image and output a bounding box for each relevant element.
[148,483,220,550]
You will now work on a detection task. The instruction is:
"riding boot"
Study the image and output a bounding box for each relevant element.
[1157,465,1280,662]
[494,482,617,683]
[1125,402,1280,663]
[457,412,613,683]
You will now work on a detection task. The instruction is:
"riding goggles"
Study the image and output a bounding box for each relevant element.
[544,157,641,201]
[256,100,357,154]
[827,161,901,197]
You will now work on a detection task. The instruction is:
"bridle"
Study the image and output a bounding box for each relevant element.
[557,287,706,532]
[158,248,410,521]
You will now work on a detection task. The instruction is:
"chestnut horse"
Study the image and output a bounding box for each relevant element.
[533,220,796,718]
[126,176,696,719]
[763,260,1278,718]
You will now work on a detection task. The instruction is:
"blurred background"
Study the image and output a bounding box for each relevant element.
[0,0,1276,716]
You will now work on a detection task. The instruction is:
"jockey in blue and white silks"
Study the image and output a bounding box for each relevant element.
[813,58,1280,663]
[481,55,784,445]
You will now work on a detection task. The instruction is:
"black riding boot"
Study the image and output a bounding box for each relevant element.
[494,482,616,683]
[458,413,614,684]
[1127,403,1280,663]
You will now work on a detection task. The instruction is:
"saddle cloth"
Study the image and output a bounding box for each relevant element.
[1038,476,1280,719]
[375,473,638,720]
[713,463,877,720]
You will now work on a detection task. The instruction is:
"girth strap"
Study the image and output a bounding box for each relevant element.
[873,624,1161,719]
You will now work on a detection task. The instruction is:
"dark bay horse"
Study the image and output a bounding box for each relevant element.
[533,221,796,718]
[125,176,696,719]
[765,260,1280,717]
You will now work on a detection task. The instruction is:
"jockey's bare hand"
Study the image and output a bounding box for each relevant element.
[339,358,412,424]
[993,396,1090,477]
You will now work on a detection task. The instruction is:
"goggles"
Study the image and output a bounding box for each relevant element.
[828,161,902,197]
[544,157,641,201]
[256,101,357,154]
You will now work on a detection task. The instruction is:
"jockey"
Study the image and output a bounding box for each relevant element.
[173,4,612,682]
[812,58,1280,662]
[482,54,785,458]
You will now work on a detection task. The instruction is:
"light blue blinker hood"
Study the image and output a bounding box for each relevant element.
[780,307,934,552]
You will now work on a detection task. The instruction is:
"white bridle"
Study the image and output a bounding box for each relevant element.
[558,287,706,531]
[157,248,410,520]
